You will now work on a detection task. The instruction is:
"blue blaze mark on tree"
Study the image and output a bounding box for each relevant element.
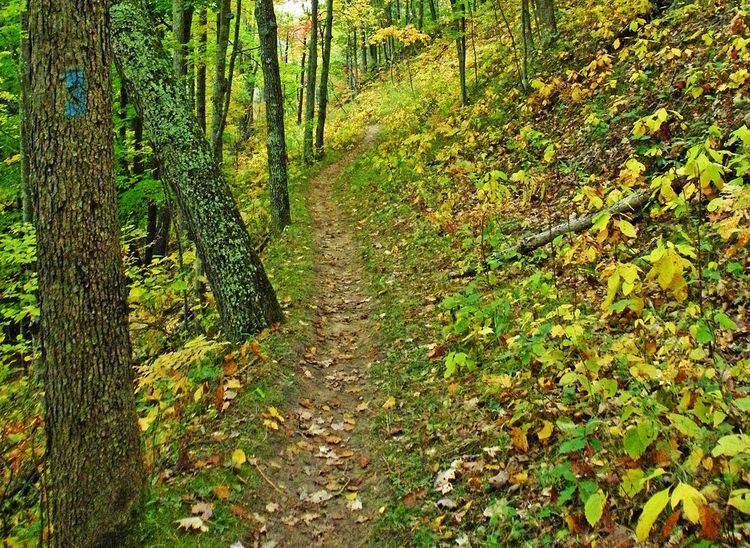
[64,69,87,119]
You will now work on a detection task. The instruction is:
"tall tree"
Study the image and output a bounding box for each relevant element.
[196,8,208,132]
[27,0,144,543]
[537,0,557,40]
[297,33,307,125]
[255,0,292,232]
[111,0,284,340]
[302,0,319,164]
[315,0,334,157]
[19,10,32,223]
[211,0,232,164]
[450,0,468,105]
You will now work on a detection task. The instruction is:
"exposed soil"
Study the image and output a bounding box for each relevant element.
[255,128,387,547]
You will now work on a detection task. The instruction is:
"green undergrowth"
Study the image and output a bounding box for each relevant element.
[329,0,750,544]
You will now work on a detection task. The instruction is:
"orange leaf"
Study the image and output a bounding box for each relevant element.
[699,505,721,541]
[661,509,681,539]
[511,427,529,453]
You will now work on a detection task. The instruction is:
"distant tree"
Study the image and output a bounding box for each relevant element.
[297,32,307,125]
[255,0,292,231]
[196,8,208,132]
[27,0,144,543]
[211,0,232,164]
[315,0,334,157]
[111,0,284,340]
[537,0,557,40]
[449,0,468,105]
[303,0,319,164]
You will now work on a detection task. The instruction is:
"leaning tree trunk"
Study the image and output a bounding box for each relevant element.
[111,0,283,340]
[211,0,232,165]
[255,0,291,232]
[302,0,319,164]
[315,0,334,157]
[27,0,144,544]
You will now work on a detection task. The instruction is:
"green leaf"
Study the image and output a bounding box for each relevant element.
[733,398,750,412]
[712,434,750,457]
[618,220,637,238]
[584,491,606,526]
[636,487,671,542]
[623,420,658,459]
[667,413,701,438]
[591,212,612,233]
[714,312,738,331]
[729,489,750,514]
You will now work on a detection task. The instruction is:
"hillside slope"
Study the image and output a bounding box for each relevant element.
[325,0,750,544]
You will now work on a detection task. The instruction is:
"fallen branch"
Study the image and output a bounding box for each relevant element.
[517,187,653,254]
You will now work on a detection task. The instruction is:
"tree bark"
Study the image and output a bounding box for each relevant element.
[27,0,144,543]
[220,0,242,147]
[450,0,468,106]
[239,58,258,141]
[111,0,284,340]
[211,0,232,164]
[303,0,319,164]
[537,0,557,39]
[297,34,307,125]
[360,27,368,75]
[315,0,334,157]
[196,8,208,132]
[255,0,292,232]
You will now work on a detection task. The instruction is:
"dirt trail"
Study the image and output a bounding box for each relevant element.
[258,128,385,547]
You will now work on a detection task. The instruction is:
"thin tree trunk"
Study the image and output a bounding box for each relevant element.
[144,200,158,265]
[19,10,33,223]
[297,34,307,125]
[112,0,284,340]
[211,0,232,164]
[255,0,291,232]
[315,0,334,157]
[521,0,531,87]
[418,0,424,29]
[303,0,319,163]
[429,0,438,22]
[220,0,242,145]
[450,0,468,106]
[133,114,144,175]
[196,8,208,132]
[240,59,258,141]
[27,0,144,543]
[352,29,359,90]
[360,27,368,75]
[119,85,130,175]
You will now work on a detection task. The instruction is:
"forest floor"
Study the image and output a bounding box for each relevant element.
[255,127,387,546]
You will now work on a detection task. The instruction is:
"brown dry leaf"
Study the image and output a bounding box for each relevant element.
[223,354,238,375]
[489,470,509,489]
[359,454,370,469]
[214,385,225,412]
[661,509,681,539]
[176,516,208,532]
[191,502,213,520]
[510,427,529,453]
[699,505,721,540]
[212,485,231,500]
[266,502,280,513]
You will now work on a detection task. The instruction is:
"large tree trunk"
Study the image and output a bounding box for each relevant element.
[211,0,232,165]
[255,0,292,232]
[315,0,334,157]
[303,0,319,164]
[111,0,283,341]
[537,0,557,39]
[196,8,208,132]
[27,0,144,544]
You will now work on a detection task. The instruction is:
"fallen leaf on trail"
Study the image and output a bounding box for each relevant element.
[229,541,245,548]
[356,402,370,412]
[231,448,246,468]
[489,470,509,489]
[359,454,370,469]
[265,502,280,513]
[176,516,208,532]
[537,420,554,441]
[191,502,213,520]
[263,419,280,431]
[437,498,458,509]
[301,489,334,504]
[212,485,230,500]
[434,466,457,494]
[511,428,529,453]
[223,354,238,375]
[382,396,396,410]
[347,497,363,511]
[267,406,285,422]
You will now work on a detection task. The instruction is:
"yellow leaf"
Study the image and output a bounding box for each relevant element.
[193,384,204,402]
[618,220,637,239]
[510,428,529,453]
[263,419,280,431]
[636,487,671,541]
[231,448,246,468]
[267,406,285,422]
[670,482,706,524]
[537,420,554,440]
[382,396,397,410]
